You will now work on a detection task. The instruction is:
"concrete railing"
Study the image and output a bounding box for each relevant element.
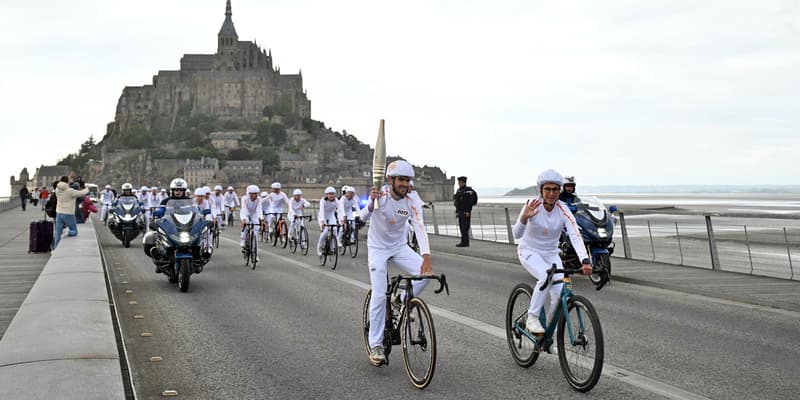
[0,219,124,399]
[0,196,19,212]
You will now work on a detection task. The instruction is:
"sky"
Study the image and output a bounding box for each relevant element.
[1,0,799,197]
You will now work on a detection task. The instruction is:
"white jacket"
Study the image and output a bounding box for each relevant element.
[318,197,341,226]
[360,187,430,255]
[239,195,263,223]
[289,198,311,220]
[513,198,588,261]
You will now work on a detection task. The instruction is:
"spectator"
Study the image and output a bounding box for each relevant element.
[40,187,50,210]
[54,176,89,249]
[31,188,40,208]
[453,176,478,247]
[81,195,98,221]
[19,186,30,211]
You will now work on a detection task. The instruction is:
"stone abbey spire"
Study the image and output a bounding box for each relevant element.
[218,0,238,55]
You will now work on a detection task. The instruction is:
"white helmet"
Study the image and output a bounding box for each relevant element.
[271,182,281,190]
[121,183,132,191]
[564,176,576,186]
[260,191,268,198]
[324,186,336,194]
[247,184,260,194]
[194,188,205,197]
[161,188,166,193]
[140,186,149,192]
[345,186,355,193]
[203,186,211,195]
[292,189,303,196]
[537,169,563,193]
[386,160,414,178]
[227,186,234,191]
[105,184,111,189]
[150,186,158,191]
[170,178,188,190]
[214,185,223,191]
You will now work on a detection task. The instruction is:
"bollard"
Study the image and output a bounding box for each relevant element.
[705,215,720,271]
[431,204,440,235]
[647,220,656,262]
[504,207,515,245]
[477,211,484,240]
[785,227,794,279]
[619,211,631,259]
[744,225,753,274]
[675,221,684,266]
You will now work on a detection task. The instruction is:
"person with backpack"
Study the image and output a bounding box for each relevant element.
[19,186,30,211]
[54,176,89,249]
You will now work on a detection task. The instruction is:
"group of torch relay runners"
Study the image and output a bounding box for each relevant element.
[95,160,592,367]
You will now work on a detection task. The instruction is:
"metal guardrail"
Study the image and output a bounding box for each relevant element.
[0,197,20,212]
[420,204,799,281]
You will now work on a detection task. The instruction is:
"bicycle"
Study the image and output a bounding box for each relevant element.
[361,274,449,389]
[226,206,236,227]
[212,218,220,248]
[505,264,608,392]
[241,222,259,270]
[268,212,288,248]
[319,222,339,269]
[289,215,312,255]
[339,218,359,258]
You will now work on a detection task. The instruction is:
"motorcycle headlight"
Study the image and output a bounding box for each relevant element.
[598,228,608,238]
[179,232,191,243]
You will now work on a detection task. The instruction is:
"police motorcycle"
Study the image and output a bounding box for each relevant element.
[559,196,617,286]
[143,198,213,292]
[107,190,145,248]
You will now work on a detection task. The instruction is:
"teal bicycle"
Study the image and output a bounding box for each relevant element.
[505,264,607,392]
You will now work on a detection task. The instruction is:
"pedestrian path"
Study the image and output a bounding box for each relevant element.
[427,234,800,313]
[0,206,50,339]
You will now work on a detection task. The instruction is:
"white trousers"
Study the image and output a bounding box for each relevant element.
[518,250,564,322]
[317,220,339,253]
[240,217,260,255]
[368,245,430,348]
[144,210,151,231]
[100,203,111,221]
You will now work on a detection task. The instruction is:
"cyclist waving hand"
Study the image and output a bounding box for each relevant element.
[361,160,433,366]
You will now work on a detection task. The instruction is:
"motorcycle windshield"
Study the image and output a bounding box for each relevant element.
[164,199,199,226]
[118,196,138,211]
[574,196,607,221]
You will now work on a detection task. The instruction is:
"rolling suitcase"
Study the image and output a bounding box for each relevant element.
[29,214,54,253]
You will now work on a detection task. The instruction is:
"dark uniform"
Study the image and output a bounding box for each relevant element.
[558,191,579,206]
[453,176,478,247]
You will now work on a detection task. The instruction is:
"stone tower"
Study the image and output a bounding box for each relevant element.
[216,0,239,71]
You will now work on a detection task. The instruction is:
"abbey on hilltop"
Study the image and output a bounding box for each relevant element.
[110,0,311,136]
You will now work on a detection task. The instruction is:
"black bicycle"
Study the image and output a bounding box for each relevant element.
[289,215,312,255]
[212,219,220,248]
[242,222,258,270]
[226,206,236,227]
[320,222,339,269]
[339,218,359,258]
[362,274,449,389]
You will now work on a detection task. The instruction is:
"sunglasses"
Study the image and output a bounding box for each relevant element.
[542,187,560,193]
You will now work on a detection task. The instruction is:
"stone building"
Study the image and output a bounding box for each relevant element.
[34,165,70,190]
[109,0,311,137]
[9,168,34,196]
[184,157,219,188]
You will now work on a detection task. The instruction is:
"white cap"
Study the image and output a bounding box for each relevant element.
[246,184,260,194]
[140,186,149,191]
[194,188,205,196]
[227,186,234,191]
[161,188,166,192]
[151,186,158,191]
[386,160,414,178]
[324,186,336,194]
[214,185,223,191]
[292,189,302,196]
[345,186,355,193]
[203,186,211,195]
[260,191,268,198]
[105,185,111,189]
[271,182,281,189]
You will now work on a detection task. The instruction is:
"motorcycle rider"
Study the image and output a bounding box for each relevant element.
[240,185,264,260]
[513,169,592,335]
[160,179,190,205]
[223,186,240,226]
[99,185,115,222]
[361,160,434,366]
[559,176,580,209]
[317,186,341,257]
[114,183,137,205]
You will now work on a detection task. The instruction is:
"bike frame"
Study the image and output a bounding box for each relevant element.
[514,277,585,348]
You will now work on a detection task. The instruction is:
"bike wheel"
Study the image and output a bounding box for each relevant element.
[178,259,191,292]
[402,297,437,389]
[250,231,258,270]
[589,253,610,285]
[556,295,604,392]
[280,222,288,248]
[505,283,539,368]
[300,227,309,256]
[289,229,298,254]
[213,226,220,248]
[329,235,338,270]
[340,236,347,256]
[271,222,278,247]
[349,232,358,258]
[362,289,373,356]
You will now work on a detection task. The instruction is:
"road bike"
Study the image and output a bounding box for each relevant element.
[319,222,339,269]
[226,206,236,226]
[361,274,449,389]
[339,218,359,258]
[268,212,288,248]
[242,221,259,270]
[505,264,608,392]
[289,215,312,255]
[212,218,220,248]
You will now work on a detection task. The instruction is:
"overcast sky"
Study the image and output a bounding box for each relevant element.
[2,0,798,196]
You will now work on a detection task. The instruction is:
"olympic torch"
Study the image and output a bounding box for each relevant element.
[372,119,387,210]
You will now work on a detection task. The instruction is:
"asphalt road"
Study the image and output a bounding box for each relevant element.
[96,221,800,400]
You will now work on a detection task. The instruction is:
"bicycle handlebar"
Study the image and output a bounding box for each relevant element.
[539,264,609,291]
[390,274,449,296]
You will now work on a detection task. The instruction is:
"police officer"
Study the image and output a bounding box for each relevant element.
[559,176,580,207]
[453,176,478,247]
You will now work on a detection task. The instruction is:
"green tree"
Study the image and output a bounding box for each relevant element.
[253,147,280,170]
[228,148,252,160]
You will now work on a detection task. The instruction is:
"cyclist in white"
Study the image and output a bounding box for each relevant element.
[150,187,161,205]
[338,186,362,245]
[139,186,153,231]
[240,185,263,261]
[513,169,592,335]
[317,186,341,257]
[361,160,433,366]
[223,186,240,226]
[193,188,214,258]
[210,185,225,228]
[260,191,271,233]
[99,185,115,222]
[267,182,290,238]
[288,189,311,227]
